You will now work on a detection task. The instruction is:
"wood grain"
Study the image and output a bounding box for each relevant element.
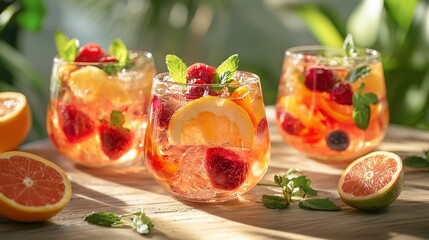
[1,108,429,240]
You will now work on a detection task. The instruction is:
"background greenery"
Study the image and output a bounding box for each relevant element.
[1,0,428,142]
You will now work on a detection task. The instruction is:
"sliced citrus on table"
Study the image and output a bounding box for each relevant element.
[68,66,131,106]
[168,95,254,148]
[0,151,72,222]
[338,151,403,211]
[0,92,32,153]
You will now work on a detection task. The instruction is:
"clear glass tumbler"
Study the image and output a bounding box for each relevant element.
[144,71,270,202]
[276,46,389,161]
[47,51,156,167]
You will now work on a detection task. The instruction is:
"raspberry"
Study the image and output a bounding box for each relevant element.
[204,147,249,190]
[330,83,353,105]
[304,67,336,92]
[185,79,206,99]
[99,121,133,160]
[151,95,176,129]
[186,63,216,84]
[58,104,95,143]
[75,43,105,62]
[281,113,304,135]
[326,130,349,151]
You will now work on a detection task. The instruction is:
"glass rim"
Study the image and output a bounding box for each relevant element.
[285,45,380,61]
[52,50,154,66]
[153,70,260,87]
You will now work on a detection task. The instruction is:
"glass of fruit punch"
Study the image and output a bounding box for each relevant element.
[276,37,389,161]
[144,54,270,202]
[47,32,156,167]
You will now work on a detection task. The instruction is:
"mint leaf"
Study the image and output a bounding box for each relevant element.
[343,33,358,57]
[345,65,371,83]
[214,54,239,84]
[166,54,187,83]
[352,83,379,130]
[54,31,78,62]
[290,176,318,196]
[353,93,370,130]
[83,212,126,227]
[109,39,128,66]
[110,110,125,128]
[262,195,289,209]
[299,198,341,211]
[403,156,429,168]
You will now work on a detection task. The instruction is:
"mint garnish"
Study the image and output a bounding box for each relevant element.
[403,150,429,169]
[214,54,239,84]
[343,33,358,57]
[299,198,341,211]
[84,210,154,235]
[54,31,78,62]
[260,168,340,211]
[346,65,371,83]
[109,39,128,66]
[352,83,379,130]
[166,54,187,84]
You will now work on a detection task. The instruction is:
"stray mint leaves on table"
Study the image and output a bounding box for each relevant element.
[403,150,429,169]
[83,210,154,235]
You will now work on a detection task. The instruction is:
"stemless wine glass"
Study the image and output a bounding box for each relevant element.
[47,51,156,167]
[144,71,270,202]
[276,46,389,161]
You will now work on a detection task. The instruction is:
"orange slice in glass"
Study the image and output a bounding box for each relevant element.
[168,95,254,148]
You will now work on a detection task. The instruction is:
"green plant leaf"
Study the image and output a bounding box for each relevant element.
[166,54,187,83]
[289,5,343,47]
[362,93,379,105]
[299,198,341,211]
[0,4,18,33]
[16,0,45,31]
[262,195,290,209]
[110,110,125,128]
[343,33,357,57]
[385,0,418,32]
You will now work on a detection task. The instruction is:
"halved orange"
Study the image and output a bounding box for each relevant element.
[168,95,254,148]
[0,151,72,222]
[231,86,259,127]
[0,92,32,153]
[338,151,403,211]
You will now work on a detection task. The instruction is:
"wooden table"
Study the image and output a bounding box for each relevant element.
[1,108,429,240]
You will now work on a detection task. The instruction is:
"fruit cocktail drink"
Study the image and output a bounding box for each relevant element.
[276,40,389,161]
[144,54,270,202]
[47,32,156,167]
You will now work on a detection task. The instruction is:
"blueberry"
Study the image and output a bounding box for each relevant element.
[326,130,349,151]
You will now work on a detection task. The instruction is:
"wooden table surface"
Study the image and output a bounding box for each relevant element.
[1,108,429,240]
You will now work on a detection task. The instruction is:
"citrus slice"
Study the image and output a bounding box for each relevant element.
[68,66,131,106]
[338,151,403,211]
[0,151,72,222]
[168,95,254,148]
[0,92,32,153]
[231,86,258,127]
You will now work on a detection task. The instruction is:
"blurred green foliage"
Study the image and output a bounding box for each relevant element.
[0,0,46,140]
[274,0,429,129]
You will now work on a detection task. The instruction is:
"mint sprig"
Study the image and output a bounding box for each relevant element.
[83,210,154,235]
[214,54,239,84]
[353,83,379,130]
[166,54,187,83]
[343,33,358,57]
[346,65,371,83]
[54,31,78,62]
[403,150,429,169]
[260,169,340,211]
[109,39,128,66]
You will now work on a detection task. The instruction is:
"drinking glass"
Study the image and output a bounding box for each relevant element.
[47,51,156,167]
[144,71,270,202]
[276,46,389,161]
